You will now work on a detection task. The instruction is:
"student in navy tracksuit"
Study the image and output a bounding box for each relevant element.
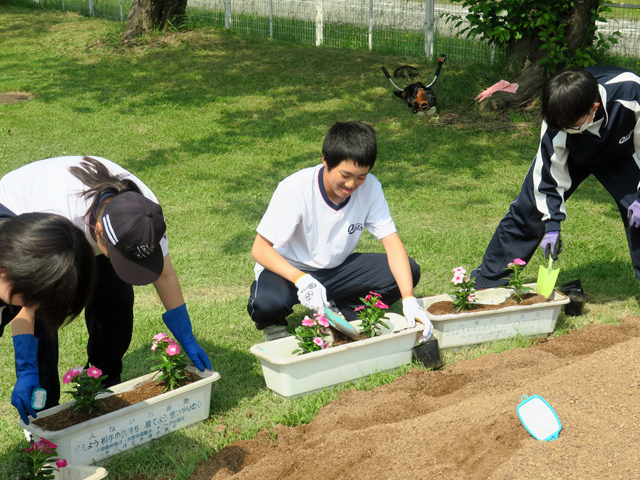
[0,206,95,424]
[471,67,640,288]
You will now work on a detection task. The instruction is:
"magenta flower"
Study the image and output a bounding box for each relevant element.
[321,342,329,349]
[56,459,67,468]
[86,367,102,379]
[70,366,83,378]
[316,315,329,328]
[513,258,526,266]
[153,332,167,341]
[354,306,365,312]
[301,317,315,327]
[62,372,73,384]
[166,344,180,356]
[369,291,381,297]
[313,337,324,346]
[364,294,373,301]
[374,300,388,309]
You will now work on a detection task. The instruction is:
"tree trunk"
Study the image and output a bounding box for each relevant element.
[124,0,187,39]
[480,0,601,111]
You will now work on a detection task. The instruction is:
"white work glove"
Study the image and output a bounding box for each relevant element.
[295,274,327,313]
[403,296,433,343]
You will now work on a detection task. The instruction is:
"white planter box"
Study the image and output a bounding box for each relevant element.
[21,366,221,465]
[418,283,569,350]
[250,313,422,398]
[48,463,108,480]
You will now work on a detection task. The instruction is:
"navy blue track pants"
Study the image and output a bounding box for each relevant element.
[471,155,640,289]
[247,252,420,330]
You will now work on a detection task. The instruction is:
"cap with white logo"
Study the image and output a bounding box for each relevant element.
[101,191,166,285]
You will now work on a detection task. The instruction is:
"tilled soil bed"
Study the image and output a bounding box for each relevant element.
[190,316,640,480]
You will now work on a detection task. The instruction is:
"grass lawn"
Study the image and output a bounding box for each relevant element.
[1,5,639,479]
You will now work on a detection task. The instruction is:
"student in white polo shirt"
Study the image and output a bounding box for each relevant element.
[0,206,95,424]
[247,121,433,342]
[0,156,211,410]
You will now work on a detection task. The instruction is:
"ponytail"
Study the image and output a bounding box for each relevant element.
[69,156,142,218]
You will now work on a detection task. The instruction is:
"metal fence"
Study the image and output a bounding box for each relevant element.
[38,0,640,70]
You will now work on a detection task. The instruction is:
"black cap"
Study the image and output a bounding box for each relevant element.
[101,192,166,285]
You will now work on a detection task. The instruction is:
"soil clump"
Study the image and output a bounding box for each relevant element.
[191,316,640,480]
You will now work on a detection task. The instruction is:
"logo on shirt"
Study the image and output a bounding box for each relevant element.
[619,131,633,144]
[348,223,364,235]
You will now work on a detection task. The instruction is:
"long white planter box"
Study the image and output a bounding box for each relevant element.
[48,463,108,480]
[21,366,221,465]
[251,313,422,398]
[418,283,569,350]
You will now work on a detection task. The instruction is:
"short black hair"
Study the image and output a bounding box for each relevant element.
[322,121,377,171]
[0,213,96,330]
[542,70,600,131]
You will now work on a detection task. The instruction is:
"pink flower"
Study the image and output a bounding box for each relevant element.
[313,337,324,346]
[316,316,329,328]
[369,291,381,297]
[151,343,158,352]
[56,459,67,468]
[321,342,329,349]
[67,366,83,379]
[354,306,365,312]
[166,344,180,356]
[507,262,515,269]
[86,367,102,379]
[301,317,315,327]
[153,333,167,341]
[62,372,73,384]
[452,266,466,275]
[468,294,475,302]
[513,258,526,266]
[374,300,388,309]
[364,295,373,301]
[452,273,464,285]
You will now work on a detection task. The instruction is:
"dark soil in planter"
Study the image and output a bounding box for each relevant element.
[32,372,201,431]
[189,316,640,480]
[427,293,554,316]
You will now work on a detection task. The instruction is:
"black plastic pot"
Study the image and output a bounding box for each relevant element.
[412,337,443,370]
[560,280,587,317]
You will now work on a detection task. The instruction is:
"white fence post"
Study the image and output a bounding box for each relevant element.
[89,0,94,16]
[368,0,373,50]
[120,0,123,21]
[315,0,323,46]
[62,0,65,11]
[424,0,434,57]
[225,0,232,28]
[269,0,273,38]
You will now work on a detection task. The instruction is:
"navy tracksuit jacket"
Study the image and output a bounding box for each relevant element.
[472,66,640,288]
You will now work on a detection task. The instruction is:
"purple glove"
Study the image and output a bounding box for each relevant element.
[628,200,640,228]
[540,231,562,260]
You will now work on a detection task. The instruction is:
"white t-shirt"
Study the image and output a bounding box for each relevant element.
[0,156,169,257]
[255,164,396,278]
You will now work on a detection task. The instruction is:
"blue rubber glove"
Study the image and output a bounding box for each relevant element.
[12,334,40,425]
[162,304,212,371]
[540,231,562,260]
[628,200,640,228]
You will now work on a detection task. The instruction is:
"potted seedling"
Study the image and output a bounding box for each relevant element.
[418,263,569,350]
[251,293,423,398]
[20,334,221,465]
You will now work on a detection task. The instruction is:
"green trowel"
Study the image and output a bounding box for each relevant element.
[536,255,559,298]
[323,306,361,340]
